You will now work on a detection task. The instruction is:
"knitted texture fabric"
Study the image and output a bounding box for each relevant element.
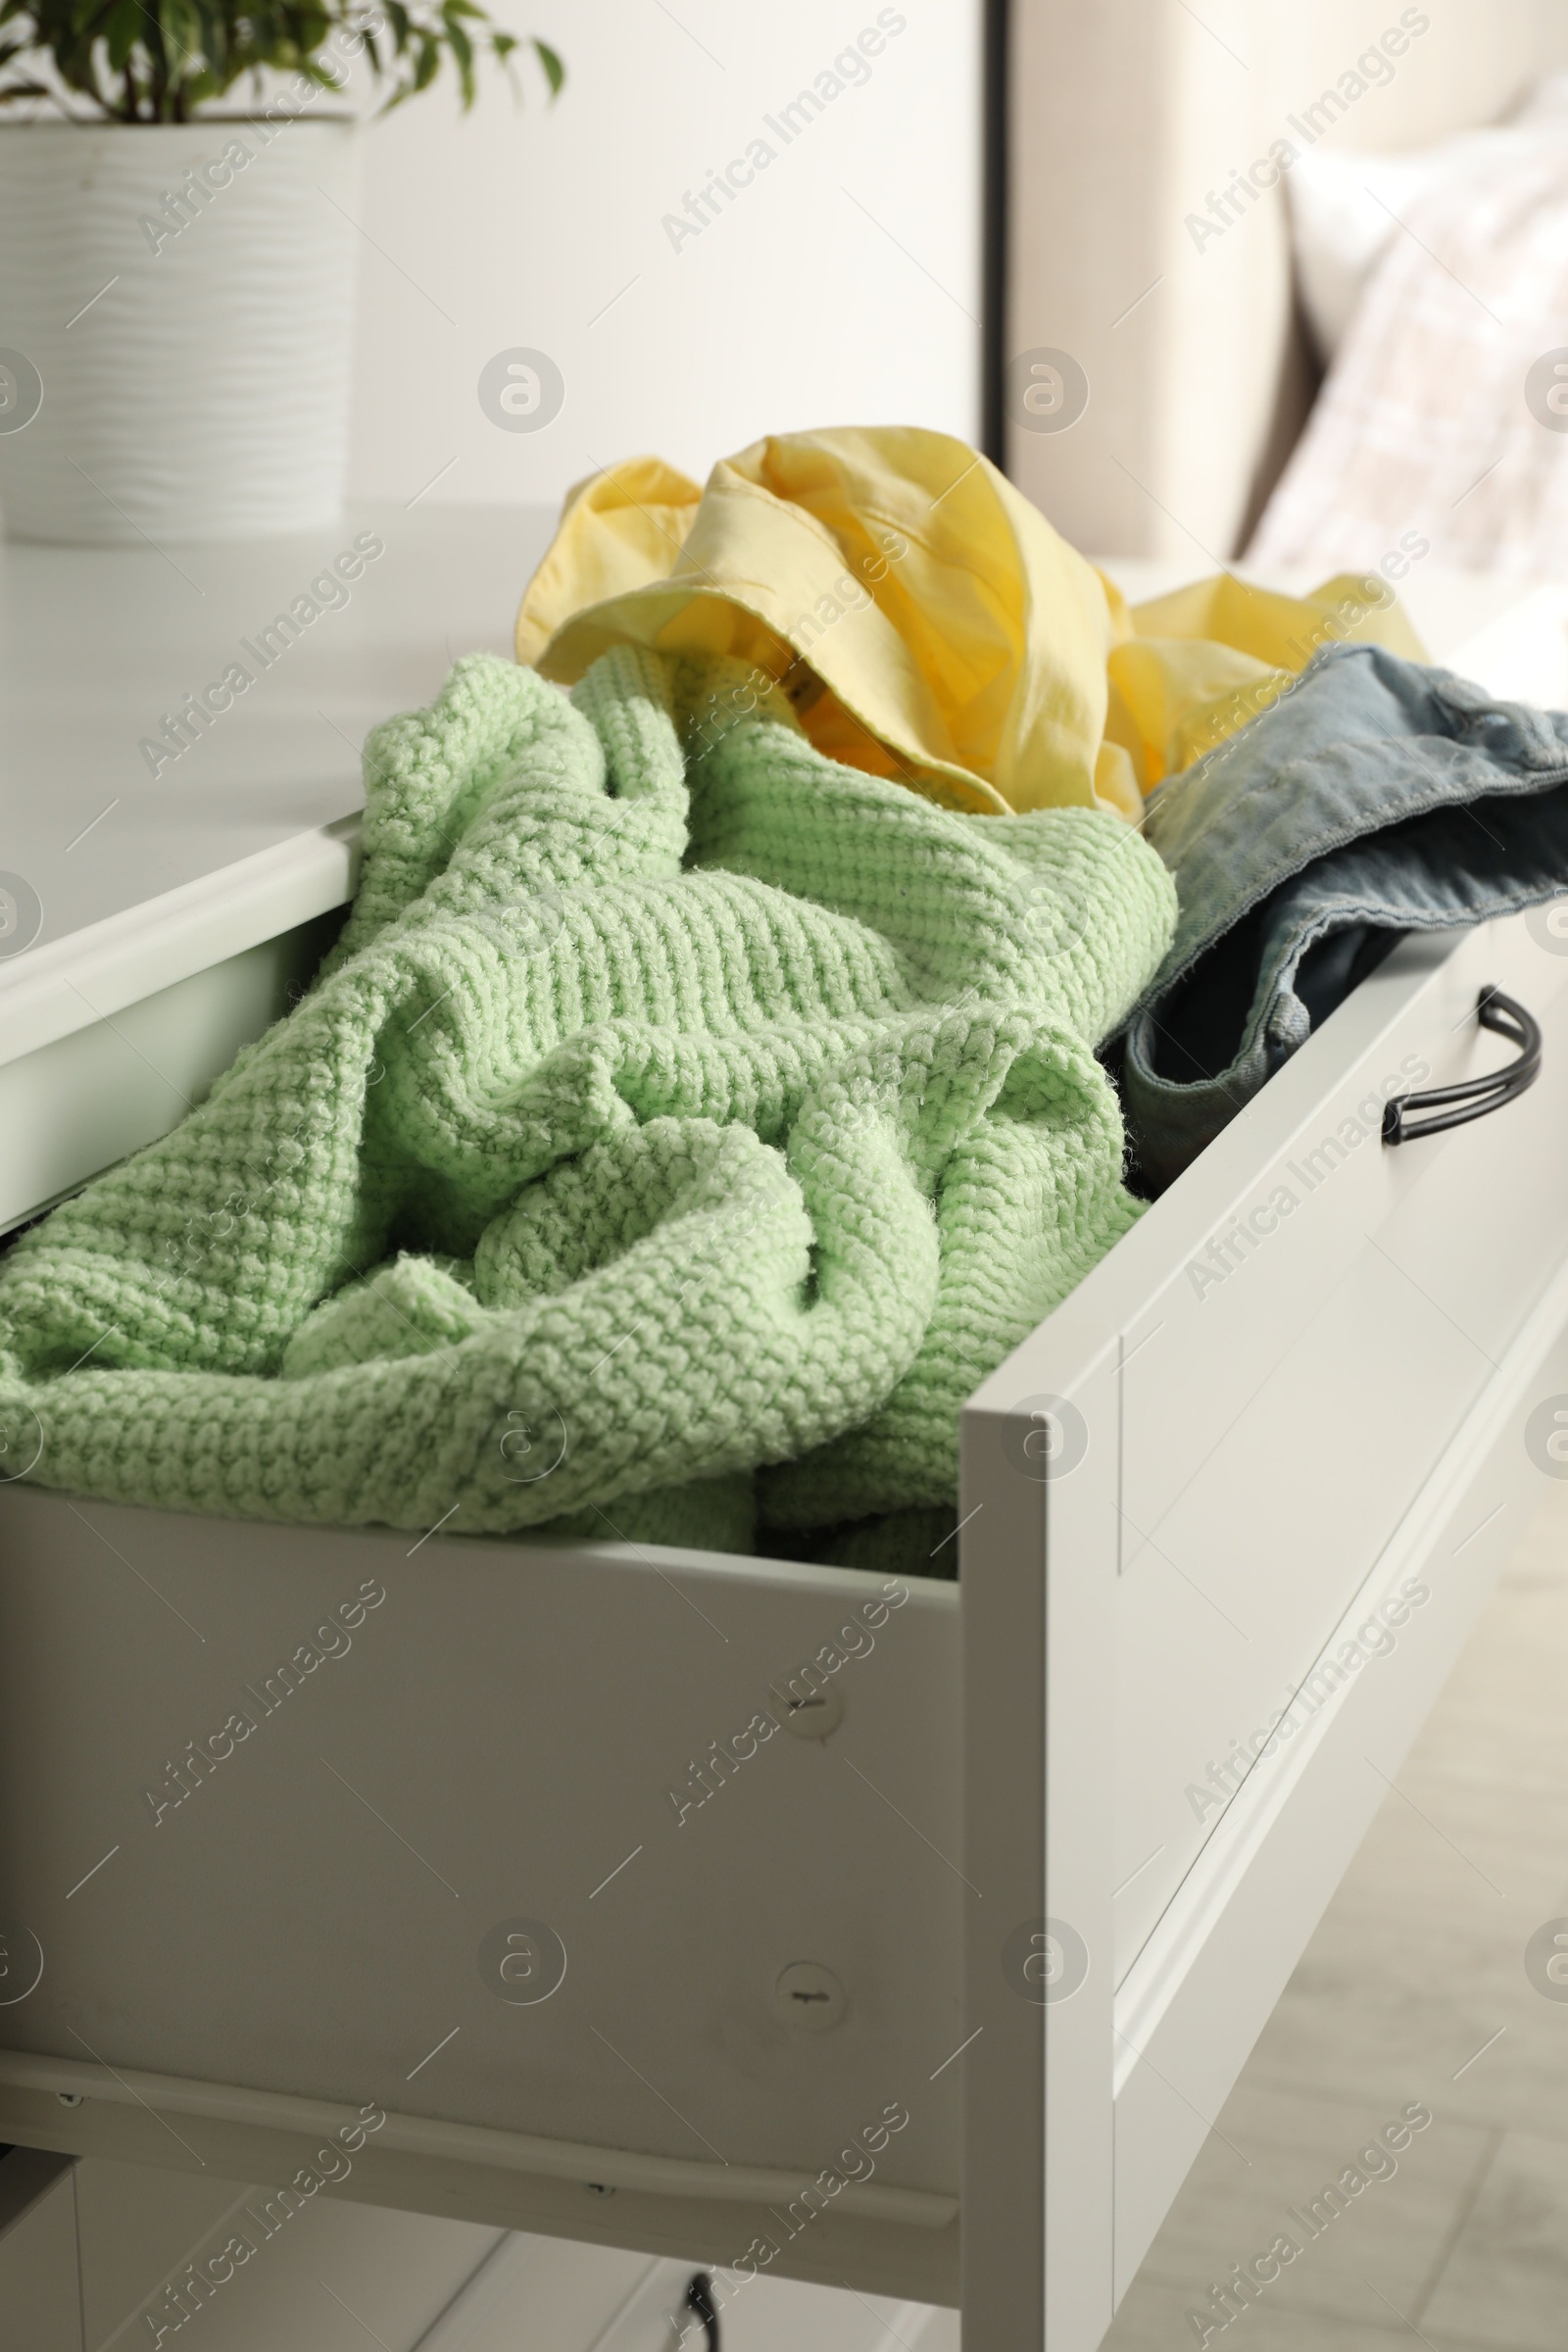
[0,646,1175,1563]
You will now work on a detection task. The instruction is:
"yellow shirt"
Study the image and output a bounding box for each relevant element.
[516,426,1425,823]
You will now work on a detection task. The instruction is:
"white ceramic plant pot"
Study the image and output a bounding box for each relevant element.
[0,119,361,543]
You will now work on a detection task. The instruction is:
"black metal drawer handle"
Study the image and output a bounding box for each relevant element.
[684,2274,720,2349]
[1383,986,1543,1145]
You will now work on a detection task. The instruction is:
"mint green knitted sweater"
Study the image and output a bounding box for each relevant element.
[0,648,1174,1564]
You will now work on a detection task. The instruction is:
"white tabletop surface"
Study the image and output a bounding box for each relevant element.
[2,513,1564,1070]
[6,514,1564,956]
[0,500,556,954]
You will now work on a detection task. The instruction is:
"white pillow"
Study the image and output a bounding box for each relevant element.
[1286,74,1568,365]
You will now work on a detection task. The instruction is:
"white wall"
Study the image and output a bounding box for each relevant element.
[343,0,983,510]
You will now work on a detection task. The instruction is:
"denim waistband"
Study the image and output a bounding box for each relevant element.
[1121,643,1568,1189]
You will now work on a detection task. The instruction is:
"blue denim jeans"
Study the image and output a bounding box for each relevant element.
[1121,643,1568,1189]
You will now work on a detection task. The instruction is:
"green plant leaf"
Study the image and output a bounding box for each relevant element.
[442,5,471,102]
[0,0,562,121]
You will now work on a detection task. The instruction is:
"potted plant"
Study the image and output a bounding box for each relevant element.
[0,0,561,542]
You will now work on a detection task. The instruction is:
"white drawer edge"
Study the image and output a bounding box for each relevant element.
[454,1530,963,1607]
[0,2050,957,2230]
[0,814,362,1070]
[0,1490,963,1613]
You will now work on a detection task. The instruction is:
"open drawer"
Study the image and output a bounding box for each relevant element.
[3,523,1567,2347]
[2,899,1567,2348]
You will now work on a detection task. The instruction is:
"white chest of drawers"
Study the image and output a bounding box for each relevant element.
[3,522,1566,2351]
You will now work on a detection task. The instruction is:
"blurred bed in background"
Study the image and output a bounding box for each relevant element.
[1004,0,1568,582]
[1250,73,1568,577]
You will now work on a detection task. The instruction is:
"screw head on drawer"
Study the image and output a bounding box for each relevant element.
[773,1961,846,2031]
[769,1678,844,1740]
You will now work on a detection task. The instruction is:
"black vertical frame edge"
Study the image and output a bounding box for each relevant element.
[980,0,1010,468]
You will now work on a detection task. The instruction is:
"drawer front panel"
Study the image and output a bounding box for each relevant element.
[1112,912,1568,1975]
[1109,1285,1568,2295]
[0,1493,960,2198]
